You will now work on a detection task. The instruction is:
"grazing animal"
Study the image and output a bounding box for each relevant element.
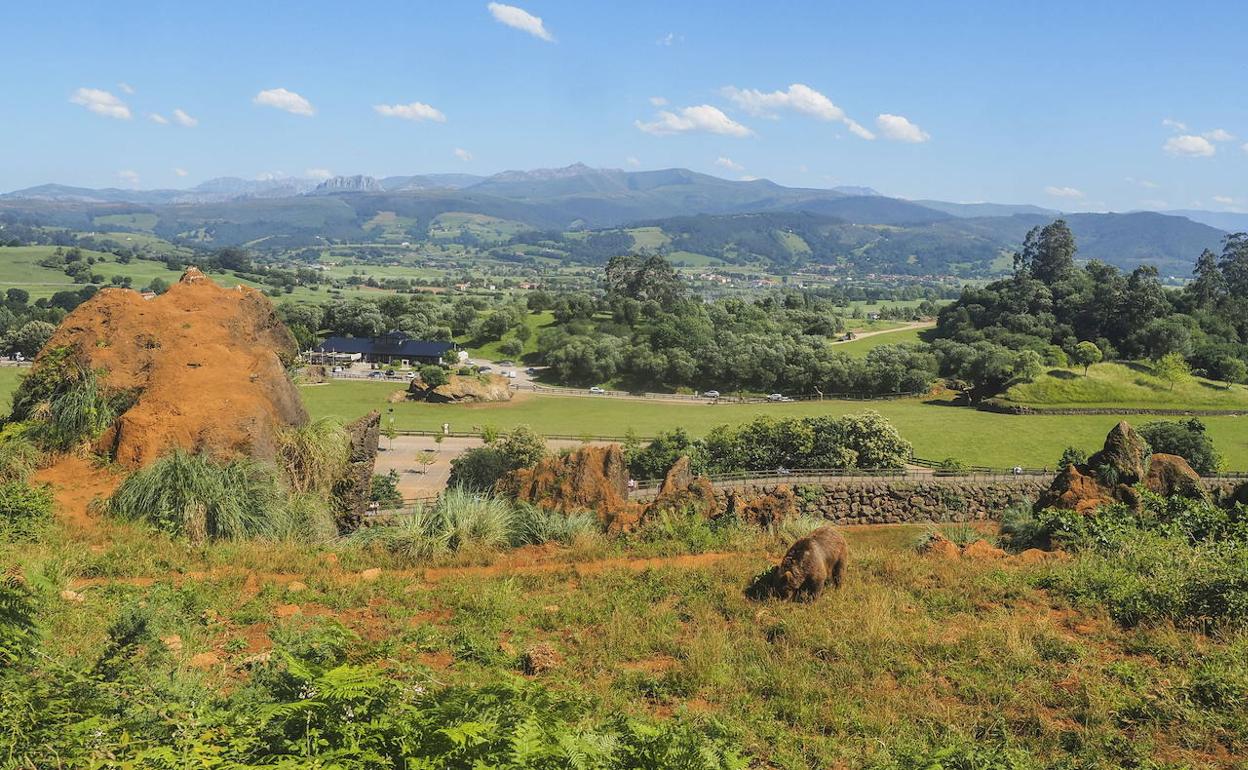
[774,526,848,601]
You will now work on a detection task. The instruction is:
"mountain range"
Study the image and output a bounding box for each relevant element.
[0,164,1237,277]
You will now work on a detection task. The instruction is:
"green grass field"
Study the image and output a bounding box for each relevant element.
[1000,362,1248,410]
[834,325,931,358]
[0,367,22,411]
[297,381,1248,468]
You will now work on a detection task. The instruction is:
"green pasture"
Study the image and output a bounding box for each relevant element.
[1000,362,1248,410]
[296,381,1248,469]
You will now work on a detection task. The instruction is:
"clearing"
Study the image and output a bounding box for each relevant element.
[998,361,1248,410]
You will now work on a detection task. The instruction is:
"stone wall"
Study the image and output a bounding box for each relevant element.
[709,476,1244,526]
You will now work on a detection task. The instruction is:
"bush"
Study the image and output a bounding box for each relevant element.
[0,431,42,483]
[447,426,546,491]
[0,571,36,669]
[511,503,601,547]
[1139,418,1222,475]
[0,481,53,537]
[419,364,449,388]
[1057,446,1086,472]
[106,450,288,542]
[698,411,912,475]
[370,470,404,508]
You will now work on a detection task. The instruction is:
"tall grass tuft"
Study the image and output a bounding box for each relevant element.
[0,433,43,483]
[106,450,284,542]
[511,502,602,547]
[348,505,452,561]
[270,492,340,543]
[437,487,515,551]
[33,368,117,450]
[275,418,349,494]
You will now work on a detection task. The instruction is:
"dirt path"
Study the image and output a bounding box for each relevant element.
[70,549,747,590]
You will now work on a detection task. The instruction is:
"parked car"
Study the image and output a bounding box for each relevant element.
[768,393,784,402]
[369,371,384,379]
[506,371,517,379]
[406,371,417,379]
[478,365,492,373]
[498,360,514,366]
[525,367,537,375]
[589,386,605,394]
[703,390,720,399]
[332,366,343,373]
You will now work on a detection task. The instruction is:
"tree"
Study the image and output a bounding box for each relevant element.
[146,277,170,295]
[5,289,29,305]
[1011,349,1044,383]
[419,365,449,388]
[1139,419,1221,475]
[447,425,546,491]
[499,339,524,358]
[1153,351,1191,391]
[7,321,56,358]
[1216,356,1247,389]
[1013,220,1076,285]
[1071,341,1102,376]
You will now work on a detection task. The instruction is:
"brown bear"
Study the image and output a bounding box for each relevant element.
[774,526,848,601]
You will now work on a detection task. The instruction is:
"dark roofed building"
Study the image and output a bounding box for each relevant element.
[312,331,455,365]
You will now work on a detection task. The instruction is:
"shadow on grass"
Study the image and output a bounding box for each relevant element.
[1046,369,1079,380]
[743,565,779,601]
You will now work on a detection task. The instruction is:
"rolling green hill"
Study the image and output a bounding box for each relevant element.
[998,362,1248,410]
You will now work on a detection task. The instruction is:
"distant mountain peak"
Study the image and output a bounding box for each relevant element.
[308,175,383,194]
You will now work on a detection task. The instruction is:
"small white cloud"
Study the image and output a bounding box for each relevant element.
[1243,142,1248,154]
[876,113,930,143]
[649,96,668,107]
[635,105,753,137]
[1204,128,1235,142]
[1164,134,1216,157]
[722,83,873,139]
[1162,118,1188,132]
[118,170,140,186]
[454,147,473,161]
[70,88,131,120]
[487,2,554,42]
[1044,185,1085,199]
[117,82,135,94]
[256,172,287,181]
[148,113,169,125]
[1125,176,1159,189]
[173,167,189,177]
[625,156,640,167]
[374,102,446,122]
[739,175,760,182]
[714,156,744,171]
[253,88,314,116]
[1213,195,1236,205]
[172,108,198,127]
[656,32,682,46]
[798,164,809,173]
[305,168,334,180]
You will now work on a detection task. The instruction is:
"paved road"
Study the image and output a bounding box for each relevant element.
[830,320,936,346]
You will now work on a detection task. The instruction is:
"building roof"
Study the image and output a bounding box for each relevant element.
[314,332,454,358]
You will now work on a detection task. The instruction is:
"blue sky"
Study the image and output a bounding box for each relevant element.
[3,0,1246,211]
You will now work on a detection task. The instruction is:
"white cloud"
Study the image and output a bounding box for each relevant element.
[373,101,447,122]
[1162,118,1188,132]
[714,156,744,171]
[649,96,668,107]
[454,147,473,161]
[876,113,930,143]
[739,175,760,182]
[117,82,135,94]
[722,83,874,139]
[1204,128,1235,142]
[1125,176,1159,189]
[1044,186,1085,199]
[304,168,334,180]
[635,105,753,137]
[1243,143,1248,154]
[171,108,198,127]
[118,170,140,186]
[1164,134,1216,157]
[487,2,554,42]
[1213,195,1236,205]
[253,88,314,116]
[173,167,189,177]
[148,113,169,125]
[656,32,682,46]
[70,88,131,120]
[625,156,640,167]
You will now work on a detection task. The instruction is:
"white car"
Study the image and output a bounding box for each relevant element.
[703,390,720,399]
[768,393,784,402]
[589,386,605,394]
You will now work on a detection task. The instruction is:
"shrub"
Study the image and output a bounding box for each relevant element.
[0,431,42,483]
[419,364,449,387]
[999,502,1044,550]
[0,571,37,669]
[436,487,515,551]
[349,506,452,561]
[370,470,404,508]
[0,481,53,537]
[1057,446,1087,472]
[447,426,546,491]
[106,450,287,542]
[1139,418,1222,475]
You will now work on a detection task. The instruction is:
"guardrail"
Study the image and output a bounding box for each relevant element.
[510,382,923,403]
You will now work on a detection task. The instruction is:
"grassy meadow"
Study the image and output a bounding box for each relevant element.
[1000,362,1248,410]
[7,515,1246,768]
[297,380,1248,468]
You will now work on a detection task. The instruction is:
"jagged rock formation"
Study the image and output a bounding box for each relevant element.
[721,486,798,528]
[308,175,383,194]
[33,268,306,466]
[498,445,640,531]
[408,374,512,403]
[643,456,717,520]
[1035,421,1207,513]
[334,411,381,532]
